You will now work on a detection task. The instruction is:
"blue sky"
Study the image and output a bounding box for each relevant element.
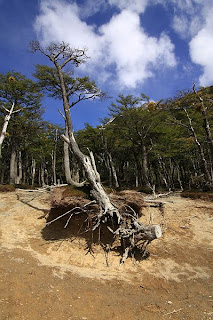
[0,0,213,130]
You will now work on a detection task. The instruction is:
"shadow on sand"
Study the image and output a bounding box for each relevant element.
[41,205,149,263]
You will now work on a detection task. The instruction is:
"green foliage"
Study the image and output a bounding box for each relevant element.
[1,63,213,191]
[34,64,105,107]
[0,71,43,108]
[77,88,213,190]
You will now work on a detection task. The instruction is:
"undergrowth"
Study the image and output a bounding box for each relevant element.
[0,184,15,192]
[181,191,213,201]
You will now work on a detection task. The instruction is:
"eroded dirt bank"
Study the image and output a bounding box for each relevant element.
[0,191,212,320]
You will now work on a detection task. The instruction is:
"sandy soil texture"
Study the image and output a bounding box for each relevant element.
[0,190,212,320]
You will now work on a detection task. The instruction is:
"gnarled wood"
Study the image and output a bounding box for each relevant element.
[31,41,162,262]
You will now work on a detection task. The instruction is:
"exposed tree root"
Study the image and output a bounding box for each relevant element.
[46,195,162,264]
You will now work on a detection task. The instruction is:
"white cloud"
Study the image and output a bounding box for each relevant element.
[100,10,176,87]
[34,0,176,89]
[35,0,99,53]
[78,0,108,19]
[189,7,213,86]
[108,0,149,14]
[172,14,202,39]
[165,0,213,86]
[170,0,213,40]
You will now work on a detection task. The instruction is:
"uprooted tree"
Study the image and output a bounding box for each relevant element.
[30,41,162,263]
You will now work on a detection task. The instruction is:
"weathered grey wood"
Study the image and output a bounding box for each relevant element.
[0,103,15,158]
[30,41,162,262]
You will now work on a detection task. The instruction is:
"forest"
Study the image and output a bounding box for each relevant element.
[1,40,213,287]
[1,0,213,316]
[0,43,213,195]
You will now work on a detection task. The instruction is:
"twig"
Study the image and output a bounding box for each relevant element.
[64,211,82,228]
[46,206,81,226]
[46,200,95,228]
[83,200,96,208]
[163,308,182,316]
[58,108,66,120]
[124,204,138,218]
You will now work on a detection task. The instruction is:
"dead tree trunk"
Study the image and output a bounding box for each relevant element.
[31,41,162,261]
[56,63,120,223]
[0,103,15,158]
[64,124,72,183]
[58,63,161,247]
[64,124,85,187]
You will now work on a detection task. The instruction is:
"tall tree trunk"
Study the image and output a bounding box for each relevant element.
[71,158,80,183]
[105,155,113,187]
[158,156,170,190]
[40,162,45,187]
[56,62,121,220]
[0,103,15,158]
[23,153,29,185]
[0,160,6,184]
[184,108,212,183]
[168,158,175,190]
[10,147,17,184]
[135,168,139,188]
[16,150,22,184]
[45,168,49,186]
[31,158,36,186]
[64,124,72,184]
[176,163,183,191]
[133,151,143,187]
[51,150,57,185]
[142,144,149,187]
[107,152,119,188]
[202,108,213,156]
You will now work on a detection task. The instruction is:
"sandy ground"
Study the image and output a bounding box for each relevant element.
[0,190,212,320]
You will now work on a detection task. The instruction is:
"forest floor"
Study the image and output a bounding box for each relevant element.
[0,189,212,320]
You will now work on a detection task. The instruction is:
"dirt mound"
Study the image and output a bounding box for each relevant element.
[110,189,145,217]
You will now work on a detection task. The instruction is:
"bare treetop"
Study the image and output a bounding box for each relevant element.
[29,41,88,68]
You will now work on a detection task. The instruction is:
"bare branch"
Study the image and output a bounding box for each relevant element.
[12,108,22,114]
[61,134,70,144]
[46,206,82,226]
[58,108,66,120]
[1,105,10,113]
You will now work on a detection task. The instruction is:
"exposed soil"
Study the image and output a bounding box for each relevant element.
[0,190,212,320]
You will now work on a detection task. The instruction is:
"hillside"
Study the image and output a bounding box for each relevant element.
[0,190,212,319]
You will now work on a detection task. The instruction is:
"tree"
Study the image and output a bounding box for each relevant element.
[167,86,213,187]
[0,71,43,183]
[0,102,16,158]
[30,40,162,262]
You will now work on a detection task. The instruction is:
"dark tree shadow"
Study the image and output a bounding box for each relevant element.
[41,205,151,263]
[41,206,116,254]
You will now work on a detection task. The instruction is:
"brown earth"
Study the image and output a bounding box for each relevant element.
[0,190,212,320]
